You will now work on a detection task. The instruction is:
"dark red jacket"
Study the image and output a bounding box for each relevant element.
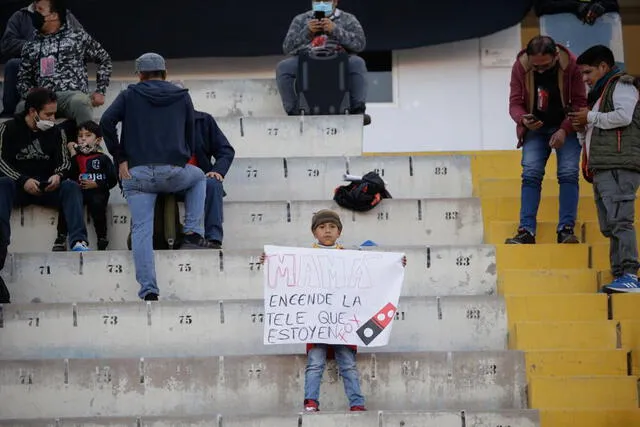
[508,44,588,148]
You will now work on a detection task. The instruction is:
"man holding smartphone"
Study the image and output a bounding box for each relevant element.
[506,35,588,245]
[275,0,369,124]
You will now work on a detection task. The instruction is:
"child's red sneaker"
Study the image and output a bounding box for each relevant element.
[350,406,367,411]
[304,399,319,412]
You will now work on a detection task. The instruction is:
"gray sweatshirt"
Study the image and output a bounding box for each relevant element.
[0,5,82,59]
[282,9,366,55]
[578,79,640,153]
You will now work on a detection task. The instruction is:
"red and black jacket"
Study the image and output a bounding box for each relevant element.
[68,152,117,191]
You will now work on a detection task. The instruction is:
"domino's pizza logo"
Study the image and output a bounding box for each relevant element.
[356,302,397,345]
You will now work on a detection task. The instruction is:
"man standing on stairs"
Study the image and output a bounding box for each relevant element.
[100,52,210,302]
[506,35,588,245]
[570,45,640,293]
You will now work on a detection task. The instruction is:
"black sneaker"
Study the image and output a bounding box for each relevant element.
[505,228,536,244]
[208,240,222,249]
[180,233,211,249]
[558,226,579,244]
[52,234,67,252]
[363,114,371,126]
[144,293,158,301]
[97,238,109,251]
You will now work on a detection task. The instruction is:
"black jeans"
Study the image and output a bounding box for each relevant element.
[57,189,110,239]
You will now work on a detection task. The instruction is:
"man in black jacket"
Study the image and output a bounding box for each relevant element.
[0,88,90,277]
[185,111,235,249]
[0,1,82,117]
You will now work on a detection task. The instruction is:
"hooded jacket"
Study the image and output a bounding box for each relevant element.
[17,25,112,97]
[191,111,235,177]
[508,44,588,147]
[100,80,195,169]
[0,4,82,59]
[0,115,71,188]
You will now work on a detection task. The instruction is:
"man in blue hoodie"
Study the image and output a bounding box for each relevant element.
[100,52,209,302]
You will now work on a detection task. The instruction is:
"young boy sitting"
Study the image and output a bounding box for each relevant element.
[262,208,406,412]
[53,121,117,251]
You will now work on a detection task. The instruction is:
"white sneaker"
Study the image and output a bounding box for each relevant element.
[71,241,90,252]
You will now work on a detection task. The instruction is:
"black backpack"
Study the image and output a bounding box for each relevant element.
[333,171,391,212]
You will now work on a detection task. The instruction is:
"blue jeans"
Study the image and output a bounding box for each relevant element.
[177,177,224,242]
[0,177,88,270]
[2,59,21,115]
[519,128,581,234]
[121,164,206,299]
[304,344,365,407]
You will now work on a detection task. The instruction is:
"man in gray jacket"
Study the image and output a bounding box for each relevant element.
[0,1,82,117]
[275,0,370,124]
[571,45,640,294]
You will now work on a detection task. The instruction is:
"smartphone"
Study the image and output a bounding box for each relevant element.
[564,104,575,115]
[38,181,49,192]
[314,10,325,20]
[80,173,92,181]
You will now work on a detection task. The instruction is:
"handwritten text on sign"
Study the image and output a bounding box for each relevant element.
[263,245,405,346]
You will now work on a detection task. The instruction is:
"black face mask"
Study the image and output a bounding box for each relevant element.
[30,11,46,30]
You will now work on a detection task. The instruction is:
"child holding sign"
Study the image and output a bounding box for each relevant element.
[261,209,406,412]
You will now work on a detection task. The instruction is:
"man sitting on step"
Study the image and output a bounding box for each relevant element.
[0,87,90,263]
[100,52,211,302]
[0,0,83,117]
[15,0,112,124]
[276,0,370,125]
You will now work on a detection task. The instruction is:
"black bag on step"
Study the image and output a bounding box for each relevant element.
[296,48,350,115]
[127,193,183,250]
[333,171,391,212]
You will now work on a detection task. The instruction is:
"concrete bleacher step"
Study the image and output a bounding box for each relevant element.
[0,352,527,418]
[511,321,619,351]
[87,78,285,119]
[0,296,507,359]
[3,245,497,303]
[591,242,640,270]
[497,269,599,295]
[505,294,608,323]
[0,411,543,427]
[524,350,630,378]
[224,155,473,201]
[529,376,639,409]
[481,196,638,223]
[539,409,640,427]
[7,198,484,252]
[495,244,589,270]
[611,294,640,321]
[216,115,363,158]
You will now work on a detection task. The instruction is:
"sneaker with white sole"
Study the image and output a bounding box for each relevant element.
[71,241,90,252]
[602,274,640,293]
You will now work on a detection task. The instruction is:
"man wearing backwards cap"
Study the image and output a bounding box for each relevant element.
[100,52,210,302]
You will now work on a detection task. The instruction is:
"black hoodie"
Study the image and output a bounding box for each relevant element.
[0,115,71,188]
[100,80,195,168]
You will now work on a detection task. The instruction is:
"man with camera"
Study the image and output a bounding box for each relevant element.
[275,0,370,124]
[0,87,90,273]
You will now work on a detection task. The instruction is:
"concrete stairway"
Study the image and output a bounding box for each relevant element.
[0,78,544,426]
[475,150,640,426]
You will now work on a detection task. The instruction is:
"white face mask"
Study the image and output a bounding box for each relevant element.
[35,114,55,131]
